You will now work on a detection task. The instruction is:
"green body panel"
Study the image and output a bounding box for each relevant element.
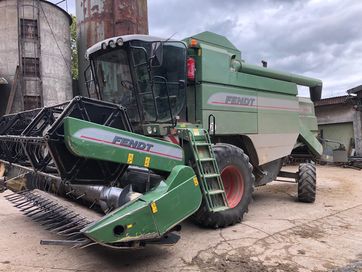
[82,165,202,243]
[64,117,184,172]
[257,92,300,134]
[184,31,323,160]
[299,121,323,156]
[298,97,319,133]
[298,97,323,156]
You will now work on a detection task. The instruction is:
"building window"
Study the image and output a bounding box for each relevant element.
[22,57,40,77]
[20,19,38,40]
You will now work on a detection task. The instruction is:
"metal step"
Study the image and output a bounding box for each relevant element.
[211,206,229,212]
[202,173,219,179]
[199,158,215,162]
[207,189,225,195]
[195,142,210,147]
[182,128,229,212]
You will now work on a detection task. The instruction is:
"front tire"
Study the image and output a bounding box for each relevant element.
[193,144,254,228]
[298,163,316,203]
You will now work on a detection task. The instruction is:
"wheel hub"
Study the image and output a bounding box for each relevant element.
[221,165,244,208]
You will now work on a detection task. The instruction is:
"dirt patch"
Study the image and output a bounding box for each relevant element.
[331,260,362,272]
[192,250,299,272]
[291,225,325,239]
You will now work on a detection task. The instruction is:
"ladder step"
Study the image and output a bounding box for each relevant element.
[212,206,229,212]
[202,173,220,179]
[199,158,215,162]
[195,142,209,147]
[184,128,229,212]
[207,189,225,195]
[139,92,153,95]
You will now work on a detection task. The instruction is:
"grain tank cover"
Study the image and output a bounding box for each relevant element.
[188,31,241,56]
[186,31,322,101]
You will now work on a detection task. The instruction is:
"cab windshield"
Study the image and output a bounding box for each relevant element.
[91,40,187,125]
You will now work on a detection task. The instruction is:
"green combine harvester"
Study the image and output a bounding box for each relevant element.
[0,32,322,248]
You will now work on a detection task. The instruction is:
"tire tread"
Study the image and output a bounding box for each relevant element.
[298,163,316,203]
[193,144,254,228]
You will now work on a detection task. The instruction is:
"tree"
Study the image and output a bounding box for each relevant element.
[70,15,78,80]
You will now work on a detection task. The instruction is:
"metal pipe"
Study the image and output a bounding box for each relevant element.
[239,62,322,88]
[238,62,323,101]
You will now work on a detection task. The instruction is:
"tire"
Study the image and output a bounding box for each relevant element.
[193,143,254,228]
[297,163,316,203]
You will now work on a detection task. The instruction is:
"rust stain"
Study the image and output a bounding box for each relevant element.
[78,0,148,48]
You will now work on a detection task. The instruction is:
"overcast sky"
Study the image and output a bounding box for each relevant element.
[53,0,362,98]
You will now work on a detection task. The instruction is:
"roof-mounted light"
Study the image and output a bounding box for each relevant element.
[109,40,116,48]
[116,38,123,46]
[101,42,107,50]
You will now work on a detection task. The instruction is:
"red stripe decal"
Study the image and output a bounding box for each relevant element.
[80,135,183,160]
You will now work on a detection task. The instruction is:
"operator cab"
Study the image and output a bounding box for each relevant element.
[85,35,187,133]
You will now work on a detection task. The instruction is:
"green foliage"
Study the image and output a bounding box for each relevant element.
[70,15,78,80]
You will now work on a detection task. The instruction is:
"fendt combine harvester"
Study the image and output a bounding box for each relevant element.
[0,32,323,249]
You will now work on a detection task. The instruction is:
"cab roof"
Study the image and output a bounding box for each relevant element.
[85,34,167,59]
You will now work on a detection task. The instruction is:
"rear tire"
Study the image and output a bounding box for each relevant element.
[297,163,316,203]
[193,144,254,228]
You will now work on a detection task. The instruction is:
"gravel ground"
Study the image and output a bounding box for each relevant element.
[0,165,361,272]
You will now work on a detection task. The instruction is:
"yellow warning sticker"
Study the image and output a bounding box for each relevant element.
[193,176,199,186]
[193,128,200,136]
[150,202,158,214]
[144,156,151,167]
[127,224,133,229]
[127,153,134,164]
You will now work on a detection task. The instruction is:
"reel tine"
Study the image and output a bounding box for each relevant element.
[5,189,94,247]
[20,205,38,212]
[79,241,97,249]
[14,201,32,208]
[10,197,27,204]
[46,218,72,231]
[52,219,78,233]
[4,192,19,198]
[32,206,65,222]
[27,203,58,217]
[5,194,25,201]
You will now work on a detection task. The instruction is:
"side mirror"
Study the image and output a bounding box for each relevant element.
[150,41,163,67]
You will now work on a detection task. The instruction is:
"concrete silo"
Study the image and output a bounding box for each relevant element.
[0,0,72,114]
[76,0,148,96]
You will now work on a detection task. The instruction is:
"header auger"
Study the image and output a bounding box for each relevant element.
[1,31,322,249]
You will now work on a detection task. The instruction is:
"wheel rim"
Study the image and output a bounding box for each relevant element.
[221,165,244,208]
[0,162,5,178]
